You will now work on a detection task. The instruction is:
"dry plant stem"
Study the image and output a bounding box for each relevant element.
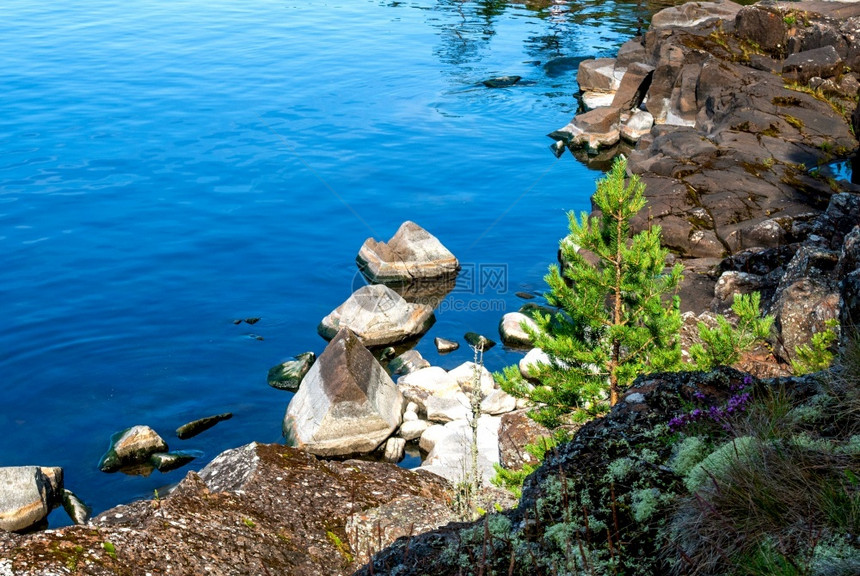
[469,342,484,516]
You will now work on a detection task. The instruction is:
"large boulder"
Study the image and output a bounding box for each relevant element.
[318,284,435,347]
[734,4,787,53]
[0,466,63,532]
[283,328,403,457]
[98,426,168,473]
[356,221,459,284]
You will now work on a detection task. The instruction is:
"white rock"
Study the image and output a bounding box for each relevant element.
[420,417,501,486]
[519,348,551,378]
[499,312,540,348]
[399,419,430,441]
[481,388,518,415]
[418,424,448,453]
[426,392,471,423]
[398,367,461,399]
[447,362,495,397]
[621,109,654,143]
[382,437,406,463]
[581,91,616,110]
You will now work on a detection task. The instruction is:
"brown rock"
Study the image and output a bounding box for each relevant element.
[611,62,654,111]
[577,58,619,92]
[734,5,787,53]
[0,443,453,576]
[356,221,459,284]
[497,410,552,471]
[782,45,843,85]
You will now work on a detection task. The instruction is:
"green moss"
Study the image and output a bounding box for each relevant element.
[102,541,117,560]
[326,530,354,564]
[784,115,804,131]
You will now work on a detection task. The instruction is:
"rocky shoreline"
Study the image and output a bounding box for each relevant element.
[2,1,860,574]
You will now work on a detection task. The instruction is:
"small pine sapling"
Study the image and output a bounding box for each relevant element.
[499,156,684,427]
[689,292,773,371]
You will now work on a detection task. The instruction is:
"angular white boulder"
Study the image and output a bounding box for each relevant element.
[0,466,63,532]
[356,221,460,284]
[283,327,403,457]
[318,284,435,347]
[398,366,461,398]
[398,419,430,441]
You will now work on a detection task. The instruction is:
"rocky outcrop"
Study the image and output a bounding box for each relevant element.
[356,221,459,284]
[318,284,435,347]
[556,0,860,265]
[0,443,455,575]
[712,192,859,362]
[284,328,403,457]
[0,467,63,532]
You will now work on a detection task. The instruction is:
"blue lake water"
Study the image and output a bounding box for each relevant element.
[0,0,655,525]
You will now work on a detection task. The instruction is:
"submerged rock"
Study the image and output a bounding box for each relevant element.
[318,284,435,347]
[464,332,496,351]
[283,328,403,457]
[356,221,459,284]
[482,75,521,88]
[98,426,168,473]
[149,451,199,473]
[266,352,315,391]
[61,489,91,526]
[176,413,233,440]
[0,466,63,532]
